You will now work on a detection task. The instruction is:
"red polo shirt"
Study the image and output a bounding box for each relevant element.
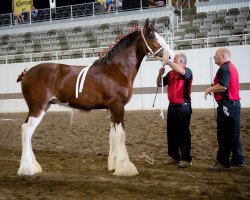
[163,66,193,104]
[214,61,240,102]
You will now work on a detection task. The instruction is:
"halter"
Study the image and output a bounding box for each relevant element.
[140,28,164,56]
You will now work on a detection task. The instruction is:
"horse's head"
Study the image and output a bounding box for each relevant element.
[141,18,175,63]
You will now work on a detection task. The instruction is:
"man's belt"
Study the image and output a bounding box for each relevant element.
[169,102,191,106]
[217,100,239,105]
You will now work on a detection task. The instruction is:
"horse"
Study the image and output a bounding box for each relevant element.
[16,19,174,177]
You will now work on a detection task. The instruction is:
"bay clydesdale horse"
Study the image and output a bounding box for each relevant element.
[16,19,174,176]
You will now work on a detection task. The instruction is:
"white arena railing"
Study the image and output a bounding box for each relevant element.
[0,1,172,27]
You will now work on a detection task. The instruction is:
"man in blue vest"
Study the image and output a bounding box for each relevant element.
[157,52,193,168]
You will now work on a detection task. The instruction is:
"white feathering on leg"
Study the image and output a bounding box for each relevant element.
[18,123,39,175]
[113,123,138,176]
[108,123,116,171]
[18,111,45,176]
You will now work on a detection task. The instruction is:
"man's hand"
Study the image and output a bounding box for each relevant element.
[204,87,212,100]
[159,67,165,76]
[204,84,226,99]
[161,52,169,65]
[157,67,165,87]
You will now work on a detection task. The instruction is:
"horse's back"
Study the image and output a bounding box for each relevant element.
[24,63,73,78]
[22,63,82,85]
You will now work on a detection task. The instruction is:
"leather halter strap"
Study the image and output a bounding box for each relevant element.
[140,28,163,56]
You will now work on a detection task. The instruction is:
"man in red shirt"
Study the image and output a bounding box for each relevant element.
[157,53,193,168]
[205,47,244,171]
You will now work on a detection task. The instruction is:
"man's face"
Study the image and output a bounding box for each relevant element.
[174,55,182,64]
[214,50,223,66]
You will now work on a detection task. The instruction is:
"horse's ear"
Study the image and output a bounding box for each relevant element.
[145,18,149,27]
[152,19,155,27]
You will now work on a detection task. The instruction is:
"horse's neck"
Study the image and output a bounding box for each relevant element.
[113,40,145,83]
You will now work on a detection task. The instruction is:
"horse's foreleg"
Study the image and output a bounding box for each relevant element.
[112,123,139,176]
[18,111,45,176]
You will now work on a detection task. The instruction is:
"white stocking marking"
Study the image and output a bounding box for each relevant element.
[108,123,138,176]
[108,123,116,171]
[17,111,45,176]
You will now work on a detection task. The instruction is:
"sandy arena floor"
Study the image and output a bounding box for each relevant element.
[0,109,249,200]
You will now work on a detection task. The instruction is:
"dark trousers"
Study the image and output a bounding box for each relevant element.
[167,104,192,162]
[216,100,244,166]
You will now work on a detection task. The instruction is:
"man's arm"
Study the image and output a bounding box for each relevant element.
[204,83,227,100]
[167,60,186,75]
[162,53,185,75]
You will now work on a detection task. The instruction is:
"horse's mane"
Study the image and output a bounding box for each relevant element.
[93,30,139,66]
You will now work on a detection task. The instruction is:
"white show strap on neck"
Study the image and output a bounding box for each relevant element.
[75,64,91,98]
[141,28,163,56]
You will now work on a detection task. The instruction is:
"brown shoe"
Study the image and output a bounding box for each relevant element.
[208,161,231,172]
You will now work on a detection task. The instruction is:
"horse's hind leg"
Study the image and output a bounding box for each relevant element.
[18,111,46,176]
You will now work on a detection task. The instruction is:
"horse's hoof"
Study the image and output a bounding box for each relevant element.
[113,162,139,176]
[113,169,139,176]
[17,162,41,176]
[17,168,39,176]
[33,160,42,173]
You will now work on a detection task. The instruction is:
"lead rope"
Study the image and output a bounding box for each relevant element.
[160,62,165,119]
[210,57,216,118]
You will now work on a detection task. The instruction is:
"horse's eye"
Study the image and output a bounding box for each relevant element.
[149,31,155,39]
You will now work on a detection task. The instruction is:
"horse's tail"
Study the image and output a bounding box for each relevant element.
[16,68,27,82]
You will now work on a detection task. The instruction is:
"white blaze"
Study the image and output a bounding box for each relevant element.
[155,32,175,62]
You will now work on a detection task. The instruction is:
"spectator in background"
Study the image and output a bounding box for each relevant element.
[155,0,165,7]
[17,13,24,23]
[21,8,28,22]
[16,8,27,23]
[105,0,113,13]
[114,0,122,11]
[31,6,38,21]
[97,0,106,13]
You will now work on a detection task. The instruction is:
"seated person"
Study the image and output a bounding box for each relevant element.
[17,14,24,22]
[114,0,122,11]
[105,0,113,13]
[155,0,165,7]
[21,8,29,22]
[31,6,38,20]
[97,0,106,13]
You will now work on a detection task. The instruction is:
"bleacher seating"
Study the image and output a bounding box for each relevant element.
[0,4,250,63]
[172,6,250,50]
[0,16,168,56]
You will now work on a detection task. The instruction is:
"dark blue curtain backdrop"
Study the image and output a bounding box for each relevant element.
[33,0,50,9]
[0,0,12,14]
[56,0,95,7]
[122,0,149,10]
